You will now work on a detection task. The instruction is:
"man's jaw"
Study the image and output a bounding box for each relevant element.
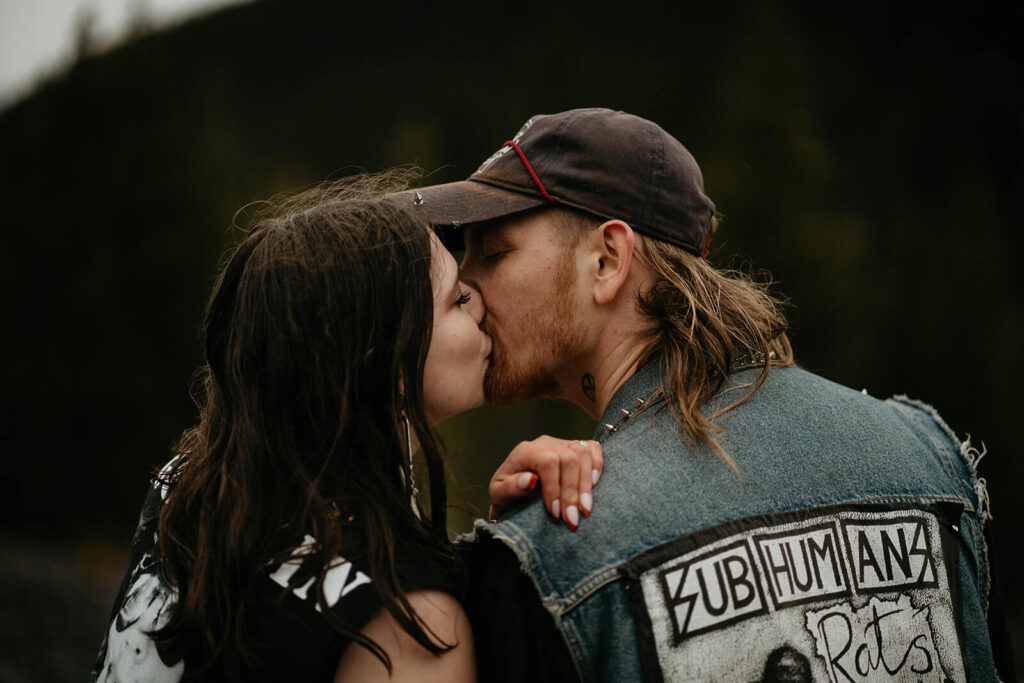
[483,336,563,405]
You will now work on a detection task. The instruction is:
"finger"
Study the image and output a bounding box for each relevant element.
[574,442,595,519]
[535,453,562,522]
[560,443,583,532]
[587,440,604,487]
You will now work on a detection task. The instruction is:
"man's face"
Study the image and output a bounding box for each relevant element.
[459,209,585,404]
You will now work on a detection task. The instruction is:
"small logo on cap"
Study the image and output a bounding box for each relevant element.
[476,116,536,174]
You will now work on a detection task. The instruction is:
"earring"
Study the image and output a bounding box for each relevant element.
[401,409,414,472]
[401,408,421,519]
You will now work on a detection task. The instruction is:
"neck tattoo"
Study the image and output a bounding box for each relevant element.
[581,373,596,402]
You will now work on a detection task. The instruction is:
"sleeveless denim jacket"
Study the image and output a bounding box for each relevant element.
[468,363,997,682]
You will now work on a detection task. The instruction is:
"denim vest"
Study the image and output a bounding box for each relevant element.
[469,363,996,682]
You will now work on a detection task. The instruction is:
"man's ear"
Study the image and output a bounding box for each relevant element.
[590,220,635,305]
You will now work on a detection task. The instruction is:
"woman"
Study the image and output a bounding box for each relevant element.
[91,178,601,682]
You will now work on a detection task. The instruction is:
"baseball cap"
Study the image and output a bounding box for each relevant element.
[391,108,716,257]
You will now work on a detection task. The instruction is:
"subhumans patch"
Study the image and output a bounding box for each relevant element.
[622,502,966,682]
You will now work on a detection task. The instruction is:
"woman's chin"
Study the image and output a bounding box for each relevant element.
[429,394,487,425]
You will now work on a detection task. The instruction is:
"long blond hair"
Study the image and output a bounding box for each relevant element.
[633,225,795,474]
[557,208,795,474]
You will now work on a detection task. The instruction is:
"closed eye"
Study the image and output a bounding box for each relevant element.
[484,249,510,262]
[455,289,472,306]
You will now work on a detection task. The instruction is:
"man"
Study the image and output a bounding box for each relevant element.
[393,109,1009,681]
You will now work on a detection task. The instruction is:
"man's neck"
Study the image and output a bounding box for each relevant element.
[557,336,650,420]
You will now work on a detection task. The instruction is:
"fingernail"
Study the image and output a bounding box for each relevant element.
[592,469,601,485]
[552,499,560,520]
[518,472,538,490]
[580,492,592,516]
[566,505,579,531]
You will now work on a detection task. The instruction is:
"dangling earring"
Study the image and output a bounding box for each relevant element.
[401,409,414,475]
[401,406,421,518]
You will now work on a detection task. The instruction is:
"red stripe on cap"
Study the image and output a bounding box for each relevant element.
[503,140,556,203]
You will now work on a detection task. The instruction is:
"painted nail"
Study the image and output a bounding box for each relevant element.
[580,492,592,516]
[566,505,579,531]
[518,472,538,490]
[552,499,560,520]
[592,468,601,486]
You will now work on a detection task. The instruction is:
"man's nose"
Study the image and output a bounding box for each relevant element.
[463,282,486,324]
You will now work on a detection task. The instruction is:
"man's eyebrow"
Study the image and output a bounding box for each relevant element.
[466,221,504,239]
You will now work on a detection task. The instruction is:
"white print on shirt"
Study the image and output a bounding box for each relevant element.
[96,563,184,683]
[630,506,966,682]
[267,534,372,612]
[156,455,181,500]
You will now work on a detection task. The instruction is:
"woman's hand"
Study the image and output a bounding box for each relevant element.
[488,437,604,532]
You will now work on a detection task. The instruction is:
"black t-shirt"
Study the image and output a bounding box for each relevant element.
[459,536,580,683]
[91,472,460,683]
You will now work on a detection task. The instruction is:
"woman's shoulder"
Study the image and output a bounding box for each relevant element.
[252,535,464,680]
[333,590,474,682]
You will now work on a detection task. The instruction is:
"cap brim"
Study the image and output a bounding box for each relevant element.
[389,179,547,228]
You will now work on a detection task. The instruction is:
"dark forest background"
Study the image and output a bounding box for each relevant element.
[0,0,1020,679]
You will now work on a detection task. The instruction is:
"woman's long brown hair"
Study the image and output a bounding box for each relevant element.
[153,178,458,678]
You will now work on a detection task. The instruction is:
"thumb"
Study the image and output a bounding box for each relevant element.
[488,471,539,518]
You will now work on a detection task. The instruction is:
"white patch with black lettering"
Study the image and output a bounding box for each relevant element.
[626,505,966,682]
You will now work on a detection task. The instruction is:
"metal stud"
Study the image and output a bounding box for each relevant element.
[604,423,618,434]
[413,191,424,206]
[635,398,646,408]
[620,408,632,419]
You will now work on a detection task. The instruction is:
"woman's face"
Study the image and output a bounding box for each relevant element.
[422,232,491,424]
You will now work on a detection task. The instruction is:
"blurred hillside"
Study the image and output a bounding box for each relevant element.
[0,0,1020,679]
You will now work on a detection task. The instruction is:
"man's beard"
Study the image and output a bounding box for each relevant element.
[483,253,585,404]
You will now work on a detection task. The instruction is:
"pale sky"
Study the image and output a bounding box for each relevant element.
[0,0,251,107]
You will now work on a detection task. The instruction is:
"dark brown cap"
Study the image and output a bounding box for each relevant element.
[392,108,716,256]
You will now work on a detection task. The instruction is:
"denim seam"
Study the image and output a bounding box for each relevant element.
[561,566,623,612]
[560,613,592,682]
[844,493,973,509]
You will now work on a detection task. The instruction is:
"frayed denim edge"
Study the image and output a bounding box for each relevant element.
[890,394,991,520]
[459,520,591,682]
[889,394,992,617]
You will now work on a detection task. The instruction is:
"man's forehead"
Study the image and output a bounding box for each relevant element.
[466,209,554,239]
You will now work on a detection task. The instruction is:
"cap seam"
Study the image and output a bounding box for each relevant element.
[638,121,663,235]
